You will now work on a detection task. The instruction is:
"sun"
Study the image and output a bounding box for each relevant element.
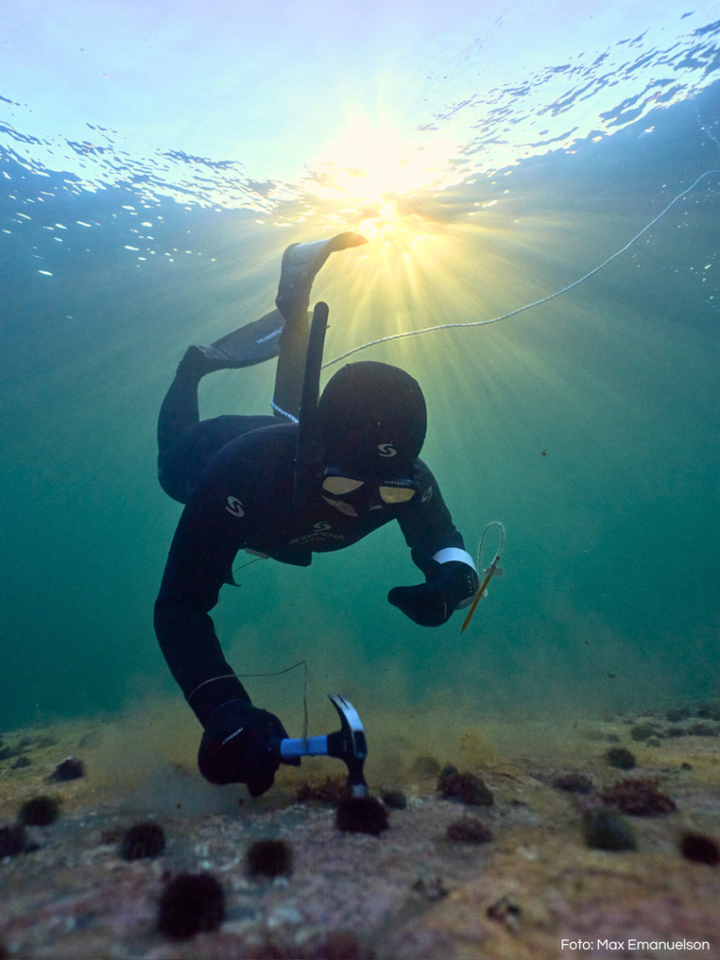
[310,117,445,209]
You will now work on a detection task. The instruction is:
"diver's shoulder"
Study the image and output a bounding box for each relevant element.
[414,457,435,480]
[198,423,298,487]
[242,421,298,450]
[222,421,298,458]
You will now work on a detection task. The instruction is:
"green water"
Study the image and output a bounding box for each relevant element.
[1,87,718,738]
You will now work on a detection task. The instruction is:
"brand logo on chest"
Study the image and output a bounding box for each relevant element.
[226,497,245,517]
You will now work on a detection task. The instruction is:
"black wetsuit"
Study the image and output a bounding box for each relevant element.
[154,413,466,727]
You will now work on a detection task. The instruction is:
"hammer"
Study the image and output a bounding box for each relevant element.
[276,695,369,797]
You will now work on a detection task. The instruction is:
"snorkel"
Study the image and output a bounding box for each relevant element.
[293,300,329,508]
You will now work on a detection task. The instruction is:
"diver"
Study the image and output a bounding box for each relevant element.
[154,233,480,797]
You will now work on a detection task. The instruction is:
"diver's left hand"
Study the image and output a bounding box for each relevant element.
[388,557,478,627]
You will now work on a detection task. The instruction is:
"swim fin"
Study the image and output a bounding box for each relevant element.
[190,232,367,375]
[190,308,286,373]
[275,232,367,323]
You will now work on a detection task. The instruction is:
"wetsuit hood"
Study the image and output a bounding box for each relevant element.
[316,361,427,479]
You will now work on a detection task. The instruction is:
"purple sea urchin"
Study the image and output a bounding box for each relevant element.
[552,773,594,794]
[336,797,389,836]
[0,824,26,858]
[50,756,84,782]
[681,832,719,865]
[438,765,494,805]
[246,839,293,879]
[584,809,637,851]
[381,789,407,810]
[605,747,636,770]
[119,822,166,860]
[17,796,60,826]
[601,778,676,816]
[297,775,349,805]
[445,817,492,843]
[157,873,224,939]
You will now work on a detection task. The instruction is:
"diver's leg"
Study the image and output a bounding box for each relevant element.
[160,231,368,432]
[270,231,367,422]
[189,232,367,380]
[156,348,208,501]
[157,348,204,457]
[196,308,286,371]
[274,232,367,321]
[157,350,277,503]
[270,311,310,422]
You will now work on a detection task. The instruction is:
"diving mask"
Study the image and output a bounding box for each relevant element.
[322,472,419,505]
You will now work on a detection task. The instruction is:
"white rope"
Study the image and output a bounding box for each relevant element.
[323,169,720,368]
[187,661,309,743]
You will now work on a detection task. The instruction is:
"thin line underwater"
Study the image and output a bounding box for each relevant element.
[322,167,720,369]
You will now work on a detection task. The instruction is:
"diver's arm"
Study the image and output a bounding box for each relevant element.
[389,460,478,626]
[154,427,290,724]
[154,497,250,726]
[154,472,300,795]
[395,461,466,555]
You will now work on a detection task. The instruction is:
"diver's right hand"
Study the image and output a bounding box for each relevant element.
[198,699,296,796]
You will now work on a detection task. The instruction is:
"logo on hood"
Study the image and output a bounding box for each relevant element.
[378,443,397,457]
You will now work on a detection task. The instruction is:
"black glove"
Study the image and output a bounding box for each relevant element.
[198,699,298,796]
[388,551,478,627]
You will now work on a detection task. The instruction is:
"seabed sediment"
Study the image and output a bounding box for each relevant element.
[1,709,719,959]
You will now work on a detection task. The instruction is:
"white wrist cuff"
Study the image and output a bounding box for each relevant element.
[432,548,477,574]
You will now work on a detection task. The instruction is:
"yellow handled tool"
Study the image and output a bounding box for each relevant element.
[460,521,505,633]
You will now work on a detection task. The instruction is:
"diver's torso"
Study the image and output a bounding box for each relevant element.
[186,422,406,568]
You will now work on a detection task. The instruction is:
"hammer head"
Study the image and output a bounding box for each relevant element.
[326,695,368,797]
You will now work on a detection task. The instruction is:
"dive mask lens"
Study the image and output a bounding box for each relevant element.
[322,476,365,496]
[378,484,416,503]
[322,472,418,504]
